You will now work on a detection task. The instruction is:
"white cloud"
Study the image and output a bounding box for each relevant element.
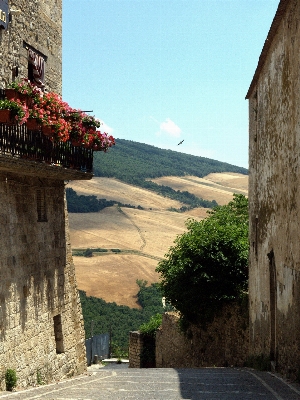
[100,121,113,134]
[159,118,182,138]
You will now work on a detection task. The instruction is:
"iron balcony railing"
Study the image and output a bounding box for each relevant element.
[0,123,93,173]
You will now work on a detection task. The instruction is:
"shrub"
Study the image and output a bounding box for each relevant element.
[36,370,44,385]
[5,369,17,391]
[139,313,162,337]
[139,314,162,368]
[84,248,93,257]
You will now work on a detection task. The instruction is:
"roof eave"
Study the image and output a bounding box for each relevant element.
[245,0,291,100]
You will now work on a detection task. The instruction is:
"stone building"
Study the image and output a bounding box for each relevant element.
[247,0,300,377]
[0,0,62,93]
[0,0,90,388]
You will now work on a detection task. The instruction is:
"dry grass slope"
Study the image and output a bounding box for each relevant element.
[151,173,248,206]
[68,172,248,308]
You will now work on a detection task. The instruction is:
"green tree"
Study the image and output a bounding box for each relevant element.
[156,194,249,326]
[139,313,162,337]
[79,281,165,351]
[136,280,164,318]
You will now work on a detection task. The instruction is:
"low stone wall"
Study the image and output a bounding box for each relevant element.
[156,303,249,368]
[129,331,143,368]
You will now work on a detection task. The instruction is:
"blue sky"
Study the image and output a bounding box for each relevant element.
[62,0,279,169]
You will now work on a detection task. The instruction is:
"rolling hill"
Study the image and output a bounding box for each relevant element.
[68,140,248,308]
[92,139,248,181]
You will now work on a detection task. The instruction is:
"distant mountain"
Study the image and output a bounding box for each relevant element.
[93,139,248,182]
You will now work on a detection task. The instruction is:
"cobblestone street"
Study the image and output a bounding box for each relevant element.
[0,364,300,400]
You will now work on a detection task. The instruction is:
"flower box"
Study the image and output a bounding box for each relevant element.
[27,97,33,108]
[27,118,41,130]
[42,125,55,136]
[5,89,18,101]
[5,89,29,105]
[71,139,82,147]
[2,86,116,149]
[0,109,13,124]
[18,93,28,104]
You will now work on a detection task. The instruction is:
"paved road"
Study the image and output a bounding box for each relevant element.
[1,364,300,399]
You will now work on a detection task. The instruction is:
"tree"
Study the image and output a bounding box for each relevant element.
[156,194,249,326]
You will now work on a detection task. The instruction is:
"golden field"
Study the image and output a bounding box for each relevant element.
[68,172,248,308]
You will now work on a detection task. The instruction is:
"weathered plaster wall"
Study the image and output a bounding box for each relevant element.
[0,0,62,93]
[248,0,300,378]
[0,172,86,388]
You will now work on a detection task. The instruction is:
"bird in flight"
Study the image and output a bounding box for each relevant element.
[177,140,184,145]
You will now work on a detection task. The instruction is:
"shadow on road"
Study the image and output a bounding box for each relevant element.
[175,367,300,400]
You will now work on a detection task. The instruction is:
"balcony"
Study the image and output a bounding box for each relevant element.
[0,123,93,180]
[0,122,94,180]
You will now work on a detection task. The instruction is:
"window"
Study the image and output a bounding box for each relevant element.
[37,189,47,222]
[0,0,8,30]
[53,314,64,354]
[23,42,47,89]
[267,249,277,362]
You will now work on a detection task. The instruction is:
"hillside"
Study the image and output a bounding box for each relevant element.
[67,178,182,211]
[69,177,248,308]
[68,139,249,308]
[151,173,248,206]
[93,139,248,181]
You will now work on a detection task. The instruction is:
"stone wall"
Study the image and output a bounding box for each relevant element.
[0,0,89,389]
[0,171,86,389]
[156,305,249,368]
[129,331,142,368]
[247,0,300,378]
[0,0,62,93]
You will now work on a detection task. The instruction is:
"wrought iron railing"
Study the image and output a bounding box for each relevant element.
[0,122,93,173]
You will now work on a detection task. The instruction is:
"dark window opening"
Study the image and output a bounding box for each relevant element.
[28,62,34,83]
[53,314,64,354]
[37,189,47,222]
[24,42,47,89]
[267,249,277,362]
[255,216,258,259]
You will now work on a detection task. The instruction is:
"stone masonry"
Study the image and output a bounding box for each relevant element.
[0,0,89,389]
[0,170,87,388]
[0,0,62,94]
[155,306,249,368]
[129,331,142,368]
[129,304,249,369]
